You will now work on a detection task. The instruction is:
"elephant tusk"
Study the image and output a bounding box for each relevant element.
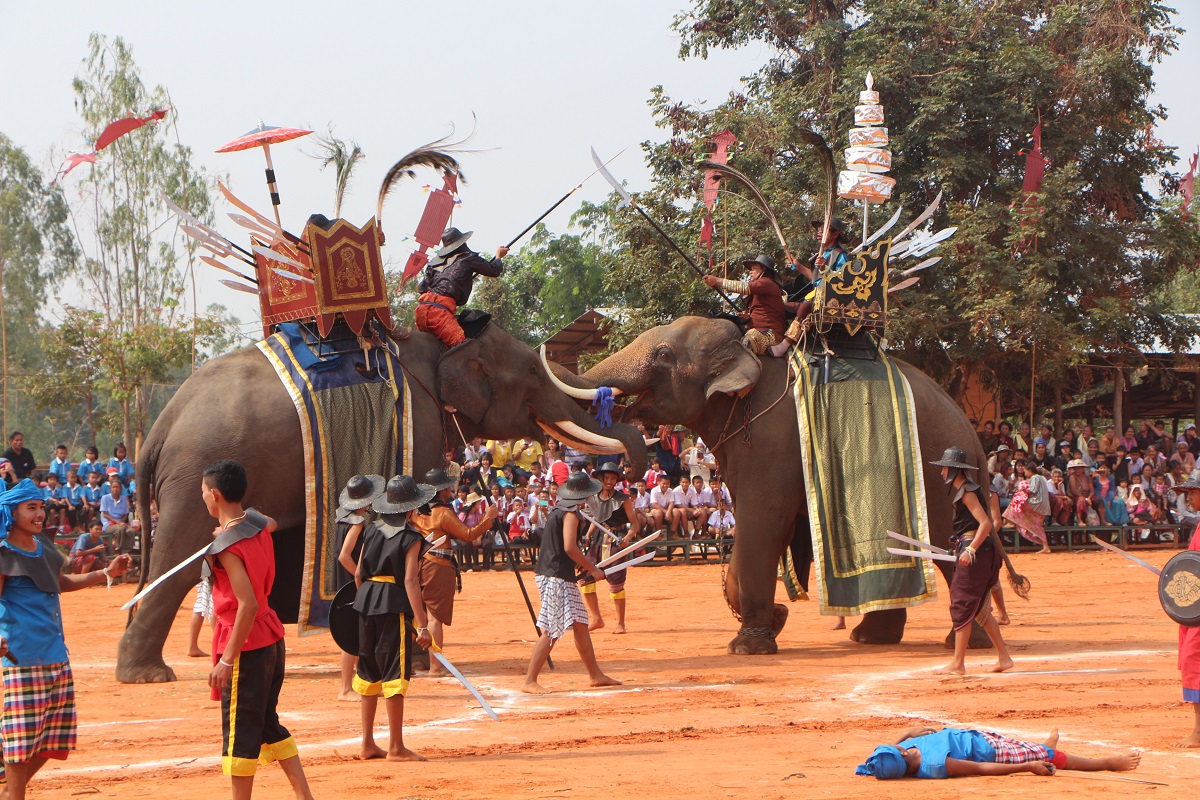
[539,419,627,455]
[540,345,622,401]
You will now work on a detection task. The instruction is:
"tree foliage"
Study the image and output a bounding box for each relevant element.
[586,0,1200,409]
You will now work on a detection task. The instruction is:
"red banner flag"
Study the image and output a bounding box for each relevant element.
[1021,123,1046,198]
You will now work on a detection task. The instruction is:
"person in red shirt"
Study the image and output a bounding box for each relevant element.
[201,460,314,800]
[703,255,787,357]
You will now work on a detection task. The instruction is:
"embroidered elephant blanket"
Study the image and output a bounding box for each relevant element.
[257,321,413,634]
[791,337,937,615]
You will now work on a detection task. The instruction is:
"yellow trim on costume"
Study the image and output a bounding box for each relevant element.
[222,755,259,777]
[353,674,382,696]
[260,736,298,765]
[580,582,598,595]
[368,575,396,583]
[609,589,626,600]
[381,677,410,698]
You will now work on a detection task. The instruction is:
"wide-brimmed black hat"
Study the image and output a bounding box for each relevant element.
[741,254,777,277]
[335,505,365,525]
[557,470,602,501]
[435,226,473,257]
[424,468,456,492]
[810,217,850,240]
[372,474,437,514]
[1176,476,1200,491]
[593,464,625,479]
[929,446,977,471]
[339,474,386,511]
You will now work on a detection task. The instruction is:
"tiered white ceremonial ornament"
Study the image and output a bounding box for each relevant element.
[837,72,895,246]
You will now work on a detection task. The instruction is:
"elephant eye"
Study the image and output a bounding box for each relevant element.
[654,345,675,366]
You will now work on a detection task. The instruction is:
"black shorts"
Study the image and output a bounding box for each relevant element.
[354,614,413,698]
[222,639,296,776]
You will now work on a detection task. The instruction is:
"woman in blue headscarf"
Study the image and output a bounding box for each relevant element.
[856,725,1140,780]
[0,479,131,796]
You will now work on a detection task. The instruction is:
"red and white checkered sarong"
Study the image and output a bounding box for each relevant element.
[0,662,77,781]
[534,575,589,640]
[979,730,1052,763]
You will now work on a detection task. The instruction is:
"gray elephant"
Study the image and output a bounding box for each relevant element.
[545,316,990,655]
[118,323,647,683]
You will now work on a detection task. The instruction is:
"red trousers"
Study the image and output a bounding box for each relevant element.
[415,293,466,347]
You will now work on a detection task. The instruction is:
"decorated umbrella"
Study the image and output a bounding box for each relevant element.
[215,121,312,227]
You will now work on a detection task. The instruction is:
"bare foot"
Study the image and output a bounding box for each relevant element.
[589,618,605,631]
[1177,733,1200,749]
[996,614,1011,626]
[1107,751,1141,771]
[360,744,386,760]
[589,673,623,688]
[337,691,359,702]
[988,656,1015,673]
[1038,547,1052,555]
[933,663,966,676]
[520,681,551,695]
[386,747,427,762]
[831,619,846,631]
[612,623,626,634]
[427,668,448,679]
[1043,728,1059,748]
[186,648,209,658]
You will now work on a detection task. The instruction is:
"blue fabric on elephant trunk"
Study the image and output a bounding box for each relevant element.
[791,335,936,616]
[257,322,412,634]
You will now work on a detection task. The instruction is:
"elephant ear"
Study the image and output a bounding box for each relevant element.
[704,339,762,399]
[436,339,491,424]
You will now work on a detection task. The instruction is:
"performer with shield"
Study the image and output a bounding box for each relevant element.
[415,228,508,349]
[351,475,434,762]
[1173,476,1200,747]
[929,446,1014,676]
[522,472,623,694]
[334,474,385,701]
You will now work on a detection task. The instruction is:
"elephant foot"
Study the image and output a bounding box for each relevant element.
[115,658,178,684]
[771,603,789,636]
[727,626,779,655]
[942,621,993,651]
[849,608,907,645]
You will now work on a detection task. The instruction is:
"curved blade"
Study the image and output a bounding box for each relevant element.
[898,227,957,259]
[219,181,292,238]
[252,244,306,271]
[201,255,257,284]
[888,276,920,293]
[229,212,278,237]
[591,146,633,206]
[596,530,662,568]
[900,256,940,276]
[428,644,500,721]
[603,550,656,576]
[852,206,903,254]
[890,190,944,245]
[219,278,260,295]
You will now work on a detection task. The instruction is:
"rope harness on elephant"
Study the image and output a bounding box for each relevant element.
[708,361,796,455]
[378,329,451,453]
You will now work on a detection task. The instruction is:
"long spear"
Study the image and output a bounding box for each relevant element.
[591,147,740,311]
[504,148,627,249]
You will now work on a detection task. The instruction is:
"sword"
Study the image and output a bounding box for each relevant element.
[578,509,621,542]
[900,256,941,276]
[200,255,258,285]
[596,531,662,568]
[888,190,944,246]
[121,542,211,610]
[851,206,903,254]
[428,642,500,721]
[591,146,740,311]
[163,195,255,260]
[886,546,956,563]
[271,267,315,285]
[218,181,305,246]
[603,550,656,576]
[1048,765,1165,786]
[886,530,949,554]
[219,278,260,295]
[1088,535,1162,576]
[252,244,308,271]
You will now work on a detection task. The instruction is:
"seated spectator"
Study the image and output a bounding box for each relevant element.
[1093,464,1128,527]
[1138,463,1155,496]
[643,459,664,489]
[77,445,104,483]
[81,470,105,527]
[1,431,36,480]
[977,421,999,454]
[1067,460,1104,525]
[44,473,69,529]
[1098,426,1120,463]
[990,470,1010,512]
[1082,438,1103,470]
[1014,421,1035,454]
[486,438,515,470]
[507,498,531,544]
[1145,445,1167,472]
[708,475,732,507]
[707,497,736,541]
[1135,420,1157,452]
[510,436,543,482]
[1053,441,1073,473]
[693,475,717,516]
[67,519,109,574]
[1046,468,1073,526]
[1036,423,1057,454]
[108,442,134,486]
[1113,446,1132,483]
[546,440,569,486]
[987,445,1013,477]
[469,451,506,495]
[996,421,1016,451]
[1127,449,1145,480]
[630,480,653,530]
[1128,484,1164,529]
[100,476,133,554]
[649,474,680,537]
[48,444,72,486]
[1182,424,1200,458]
[1032,442,1055,473]
[63,469,85,529]
[674,475,705,537]
[1171,441,1197,473]
[1060,426,1078,455]
[1119,425,1138,453]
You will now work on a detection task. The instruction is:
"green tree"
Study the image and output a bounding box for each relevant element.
[66,33,232,450]
[0,133,77,437]
[589,0,1200,412]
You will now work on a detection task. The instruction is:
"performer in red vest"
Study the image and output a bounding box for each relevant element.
[415,228,507,348]
[703,255,787,357]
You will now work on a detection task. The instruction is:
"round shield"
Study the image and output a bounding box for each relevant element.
[1159,551,1200,627]
[328,581,360,655]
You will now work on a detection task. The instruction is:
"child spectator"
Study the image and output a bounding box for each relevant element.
[81,471,105,528]
[43,474,68,530]
[648,474,679,537]
[0,479,131,797]
[201,460,314,799]
[48,445,72,487]
[107,443,134,487]
[643,459,663,489]
[507,498,531,542]
[708,497,736,541]
[675,475,705,537]
[67,519,109,574]
[62,471,84,530]
[76,446,103,483]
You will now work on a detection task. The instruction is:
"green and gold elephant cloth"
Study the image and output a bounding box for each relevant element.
[792,339,936,615]
[257,323,413,634]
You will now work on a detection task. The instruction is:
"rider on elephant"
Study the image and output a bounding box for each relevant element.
[415,227,509,349]
[702,255,787,357]
[768,217,853,357]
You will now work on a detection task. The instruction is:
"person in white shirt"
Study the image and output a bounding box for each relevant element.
[648,475,681,537]
[707,498,736,540]
[674,475,705,537]
[630,480,653,530]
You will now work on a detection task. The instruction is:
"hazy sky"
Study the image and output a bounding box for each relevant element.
[1,2,1195,335]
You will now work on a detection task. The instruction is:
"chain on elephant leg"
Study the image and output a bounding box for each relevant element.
[720,558,743,622]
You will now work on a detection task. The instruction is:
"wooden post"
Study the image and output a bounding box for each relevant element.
[1113,367,1124,435]
[1054,385,1063,436]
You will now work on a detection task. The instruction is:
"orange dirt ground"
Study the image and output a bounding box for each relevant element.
[36,549,1200,799]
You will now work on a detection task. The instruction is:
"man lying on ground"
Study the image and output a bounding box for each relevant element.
[856,724,1140,779]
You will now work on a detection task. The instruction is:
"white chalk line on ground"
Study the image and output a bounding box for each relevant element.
[833,647,1198,765]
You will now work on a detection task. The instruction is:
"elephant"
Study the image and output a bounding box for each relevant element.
[544,315,991,655]
[117,322,647,683]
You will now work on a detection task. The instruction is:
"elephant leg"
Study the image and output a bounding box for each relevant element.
[115,572,194,683]
[850,608,908,644]
[725,542,784,655]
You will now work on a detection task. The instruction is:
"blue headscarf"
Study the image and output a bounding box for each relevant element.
[855,745,907,780]
[0,479,45,539]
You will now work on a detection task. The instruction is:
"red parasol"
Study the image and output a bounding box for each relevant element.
[215,121,312,227]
